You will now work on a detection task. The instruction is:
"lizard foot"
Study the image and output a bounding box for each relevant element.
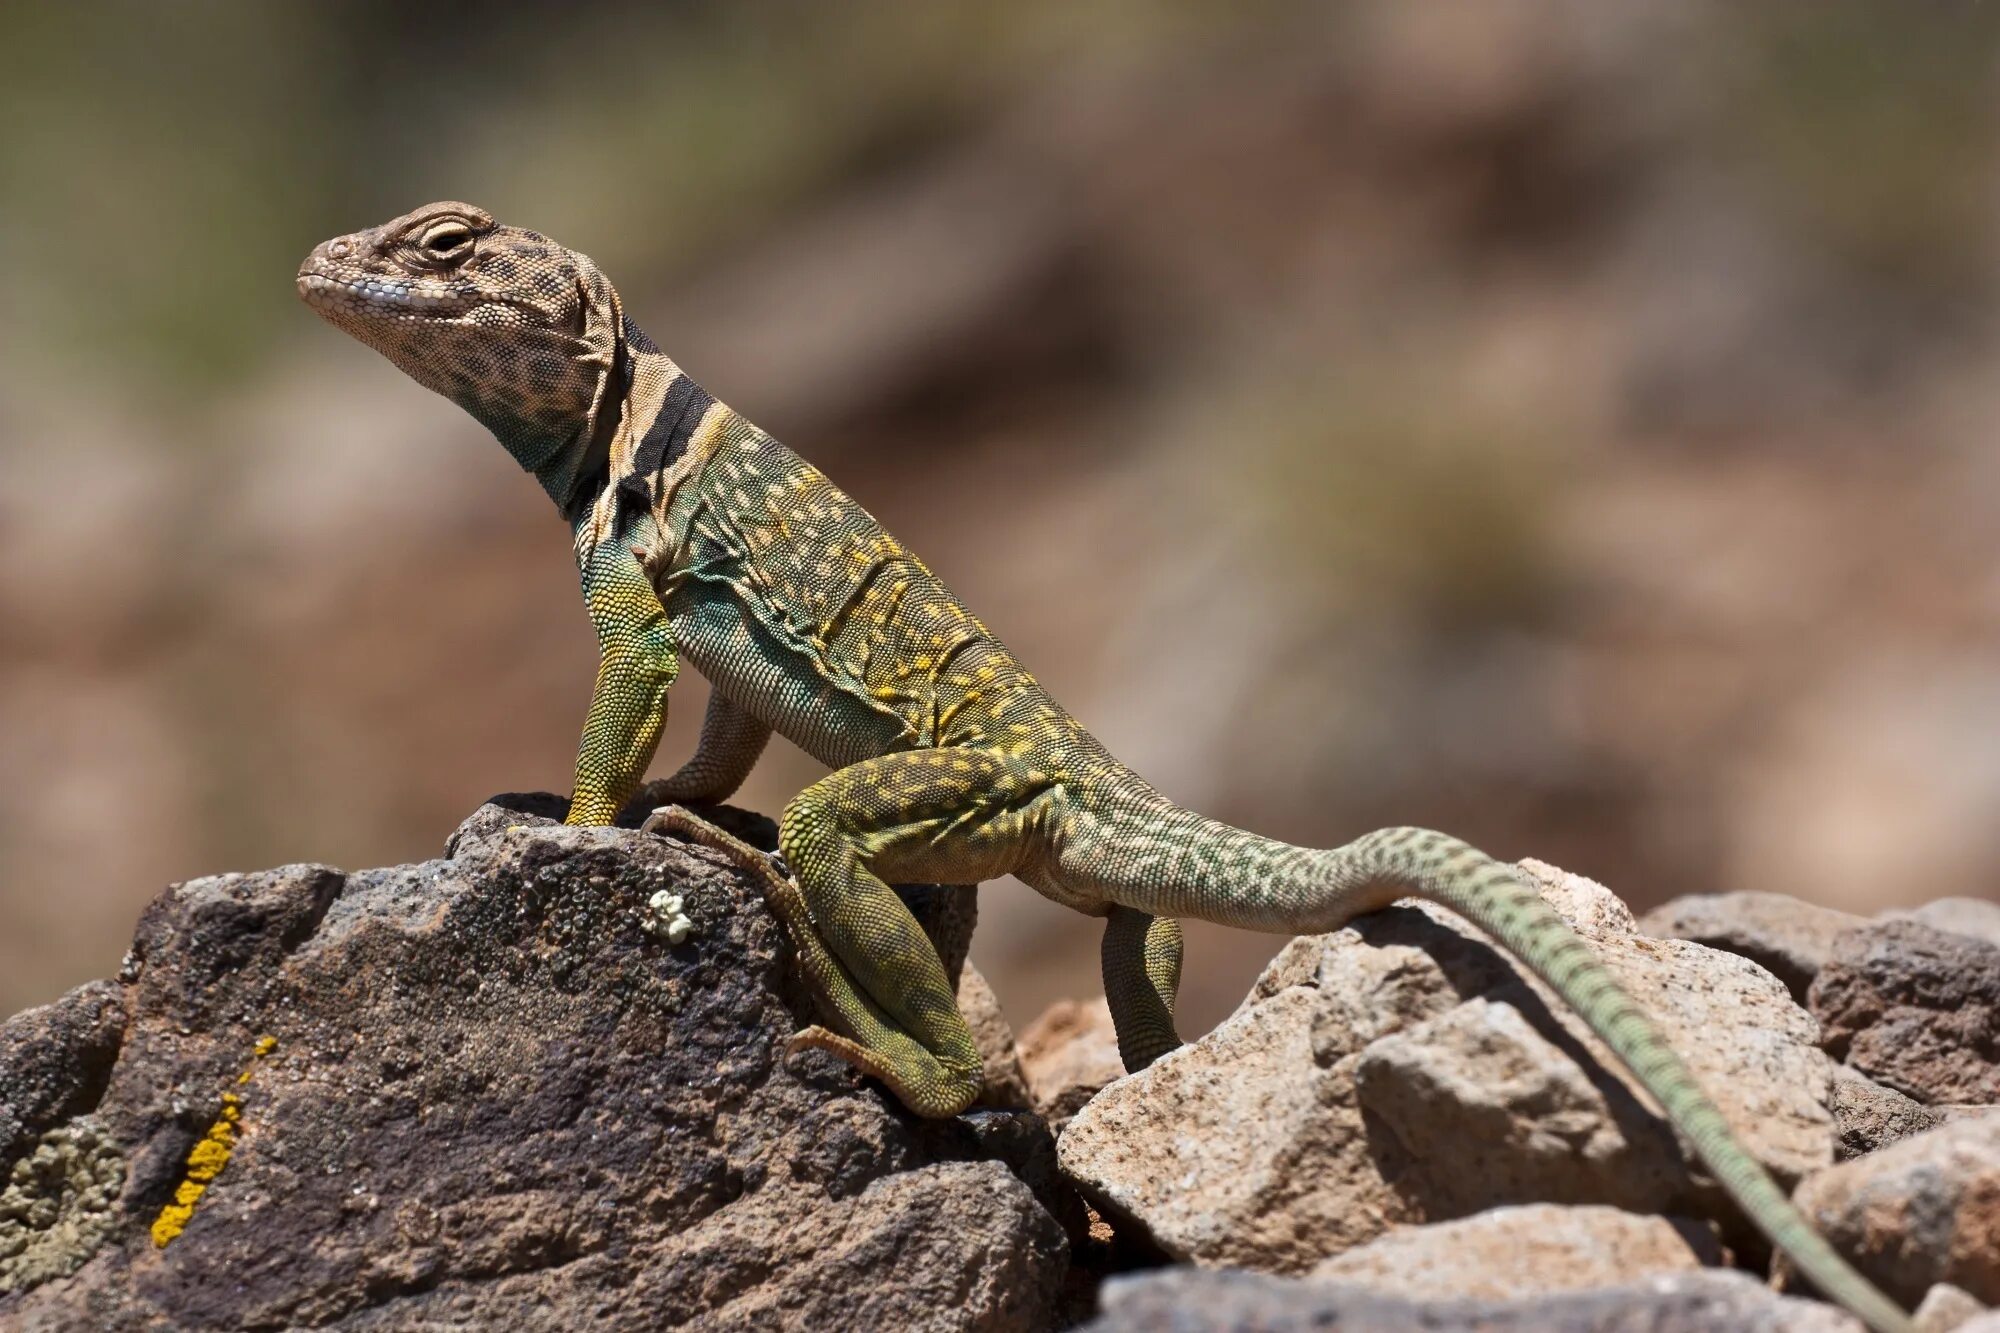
[786,1025,979,1119]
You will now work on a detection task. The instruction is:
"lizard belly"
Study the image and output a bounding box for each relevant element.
[668,576,915,770]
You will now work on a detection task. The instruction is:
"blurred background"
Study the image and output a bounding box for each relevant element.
[5,1,2000,1038]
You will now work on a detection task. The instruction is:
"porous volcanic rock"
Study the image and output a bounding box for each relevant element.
[1079,1267,1863,1332]
[1831,1064,1944,1162]
[1639,890,1869,1004]
[0,798,1067,1331]
[1810,920,2000,1106]
[1057,860,1837,1273]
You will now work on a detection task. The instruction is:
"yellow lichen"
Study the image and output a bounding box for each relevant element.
[149,1036,276,1249]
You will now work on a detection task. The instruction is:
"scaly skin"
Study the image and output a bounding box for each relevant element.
[299,202,1911,1333]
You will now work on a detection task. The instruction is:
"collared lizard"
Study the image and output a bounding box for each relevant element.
[298,202,1912,1333]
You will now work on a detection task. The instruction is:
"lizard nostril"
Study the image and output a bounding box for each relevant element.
[328,239,351,259]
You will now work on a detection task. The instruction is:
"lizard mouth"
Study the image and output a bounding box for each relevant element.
[296,266,469,321]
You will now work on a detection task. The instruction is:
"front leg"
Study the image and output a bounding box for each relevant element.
[567,515,678,826]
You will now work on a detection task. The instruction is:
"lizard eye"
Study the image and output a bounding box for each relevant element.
[418,221,474,261]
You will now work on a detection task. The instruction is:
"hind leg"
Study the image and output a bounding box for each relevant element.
[1102,906,1183,1071]
[775,749,1051,1116]
[643,805,965,1112]
[652,748,1048,1117]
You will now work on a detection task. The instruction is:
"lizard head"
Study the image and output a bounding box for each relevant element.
[298,201,628,504]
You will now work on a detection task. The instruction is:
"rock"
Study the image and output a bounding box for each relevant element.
[1891,900,2000,952]
[1080,1268,1862,1332]
[1913,1283,1986,1332]
[1832,1064,1944,1161]
[1018,997,1124,1134]
[1640,890,1869,1004]
[958,963,1033,1110]
[1810,920,2000,1105]
[1789,1116,2000,1310]
[1306,1204,1721,1300]
[1058,861,1836,1273]
[0,798,1067,1331]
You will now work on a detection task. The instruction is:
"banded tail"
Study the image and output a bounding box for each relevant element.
[1079,807,1912,1333]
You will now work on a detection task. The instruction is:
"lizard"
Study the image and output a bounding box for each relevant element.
[298,201,1912,1333]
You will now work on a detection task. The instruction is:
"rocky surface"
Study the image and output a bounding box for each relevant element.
[1016,998,1125,1136]
[1639,890,1869,1004]
[1810,920,2000,1105]
[10,805,2000,1332]
[1057,860,1836,1273]
[957,963,1033,1111]
[1790,1116,2000,1309]
[1891,900,2000,951]
[0,798,1067,1331]
[1080,1268,1864,1333]
[1305,1204,1722,1301]
[1831,1064,1945,1162]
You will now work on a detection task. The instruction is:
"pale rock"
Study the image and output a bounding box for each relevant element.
[1080,1268,1863,1332]
[1640,889,1869,1003]
[1892,899,2000,950]
[1914,1283,1987,1332]
[1306,1203,1721,1301]
[1060,860,1836,1272]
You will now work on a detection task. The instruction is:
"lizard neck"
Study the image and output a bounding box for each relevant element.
[565,319,728,559]
[493,329,630,521]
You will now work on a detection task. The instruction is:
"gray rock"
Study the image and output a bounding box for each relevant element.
[1058,862,1837,1273]
[1640,890,1869,1004]
[1790,1116,2000,1310]
[0,798,1067,1331]
[1306,1204,1722,1300]
[1892,900,2000,951]
[1832,1063,1944,1161]
[1810,920,2000,1105]
[1080,1267,1861,1332]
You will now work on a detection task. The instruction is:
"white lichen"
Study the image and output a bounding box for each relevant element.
[641,889,695,944]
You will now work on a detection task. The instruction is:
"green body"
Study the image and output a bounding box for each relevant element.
[300,202,1912,1333]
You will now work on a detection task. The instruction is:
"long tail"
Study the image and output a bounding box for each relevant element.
[1095,808,1912,1333]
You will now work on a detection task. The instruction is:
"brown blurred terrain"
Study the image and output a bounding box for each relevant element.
[5,2,2000,1037]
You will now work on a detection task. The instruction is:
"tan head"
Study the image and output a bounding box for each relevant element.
[298,202,627,501]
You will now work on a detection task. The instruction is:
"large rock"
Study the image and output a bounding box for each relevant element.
[1810,920,2000,1106]
[1306,1204,1721,1301]
[1640,890,1869,1004]
[0,799,1067,1331]
[1790,1116,2000,1309]
[1057,860,1837,1273]
[1080,1268,1862,1332]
